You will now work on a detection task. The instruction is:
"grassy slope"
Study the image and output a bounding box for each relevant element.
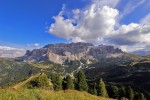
[0,75,114,100]
[12,74,39,90]
[0,89,113,100]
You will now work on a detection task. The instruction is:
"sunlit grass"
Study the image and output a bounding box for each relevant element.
[0,89,113,100]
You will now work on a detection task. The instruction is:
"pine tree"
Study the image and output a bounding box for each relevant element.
[51,73,63,91]
[65,75,74,90]
[29,70,33,76]
[29,73,49,88]
[51,73,57,84]
[76,70,88,91]
[111,86,119,99]
[55,75,63,91]
[138,93,146,100]
[127,86,134,100]
[120,86,126,97]
[38,73,49,88]
[134,91,140,100]
[98,78,109,97]
[93,82,98,95]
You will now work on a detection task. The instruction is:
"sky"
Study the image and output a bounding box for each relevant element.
[0,0,150,57]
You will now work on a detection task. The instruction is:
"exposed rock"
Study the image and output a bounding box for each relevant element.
[22,42,124,64]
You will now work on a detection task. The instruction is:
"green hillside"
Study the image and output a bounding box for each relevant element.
[0,58,40,86]
[0,89,113,100]
[0,74,113,100]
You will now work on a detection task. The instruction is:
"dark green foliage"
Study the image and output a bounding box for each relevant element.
[98,78,109,97]
[127,86,134,100]
[38,73,49,88]
[139,93,146,100]
[51,73,57,85]
[65,75,74,90]
[135,92,146,100]
[28,70,33,76]
[0,58,40,86]
[28,74,49,88]
[28,79,39,88]
[64,60,81,73]
[93,83,98,96]
[80,58,87,64]
[120,86,126,97]
[111,86,119,99]
[76,70,88,91]
[89,82,97,95]
[55,76,62,91]
[51,73,62,91]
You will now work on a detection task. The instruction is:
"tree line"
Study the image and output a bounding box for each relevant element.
[28,70,147,100]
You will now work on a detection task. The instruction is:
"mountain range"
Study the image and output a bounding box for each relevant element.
[20,42,129,63]
[0,42,150,99]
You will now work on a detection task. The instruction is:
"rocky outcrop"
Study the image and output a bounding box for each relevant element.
[22,42,124,64]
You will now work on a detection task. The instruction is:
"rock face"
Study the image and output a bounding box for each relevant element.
[22,42,124,64]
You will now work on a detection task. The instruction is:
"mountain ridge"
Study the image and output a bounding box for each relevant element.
[21,42,124,64]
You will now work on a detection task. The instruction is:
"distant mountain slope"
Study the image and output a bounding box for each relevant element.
[0,58,39,86]
[131,50,150,56]
[85,61,150,98]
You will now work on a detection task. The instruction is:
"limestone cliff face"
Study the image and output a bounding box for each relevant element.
[22,42,124,64]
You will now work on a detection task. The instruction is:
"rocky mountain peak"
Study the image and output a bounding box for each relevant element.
[22,42,124,64]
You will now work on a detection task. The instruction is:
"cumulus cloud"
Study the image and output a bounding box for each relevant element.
[49,0,150,53]
[106,23,150,52]
[49,4,119,42]
[107,24,150,45]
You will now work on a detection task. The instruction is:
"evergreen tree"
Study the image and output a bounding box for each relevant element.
[29,73,49,88]
[98,78,109,97]
[134,91,140,100]
[138,93,146,100]
[120,86,126,97]
[51,73,63,91]
[93,82,98,95]
[38,73,49,88]
[88,83,97,95]
[111,86,119,99]
[65,75,74,90]
[51,73,57,84]
[29,70,33,76]
[127,86,134,100]
[76,70,88,91]
[55,75,63,91]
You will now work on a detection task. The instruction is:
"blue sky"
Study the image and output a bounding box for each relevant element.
[0,0,91,48]
[0,0,150,55]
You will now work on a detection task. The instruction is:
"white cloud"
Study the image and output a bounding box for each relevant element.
[49,4,119,43]
[0,46,24,51]
[140,13,150,25]
[49,1,150,53]
[106,23,150,52]
[93,0,120,8]
[0,46,25,58]
[27,43,41,47]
